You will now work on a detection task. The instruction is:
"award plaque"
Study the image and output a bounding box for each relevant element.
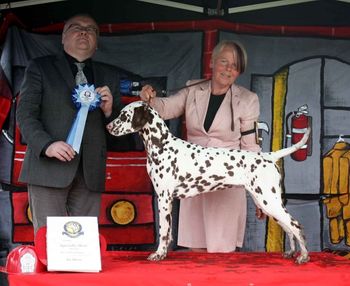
[46,216,101,272]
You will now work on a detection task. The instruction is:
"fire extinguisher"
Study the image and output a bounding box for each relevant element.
[285,104,312,161]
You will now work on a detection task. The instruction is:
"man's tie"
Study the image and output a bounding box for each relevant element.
[75,62,88,85]
[67,62,90,153]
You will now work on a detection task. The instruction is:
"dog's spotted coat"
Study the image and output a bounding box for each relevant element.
[107,101,310,264]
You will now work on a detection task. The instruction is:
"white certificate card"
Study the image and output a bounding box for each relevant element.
[46,216,101,272]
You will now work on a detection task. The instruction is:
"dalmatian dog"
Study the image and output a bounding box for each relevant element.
[107,101,311,264]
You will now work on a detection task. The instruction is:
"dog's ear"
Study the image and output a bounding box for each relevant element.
[142,104,154,123]
[131,104,153,129]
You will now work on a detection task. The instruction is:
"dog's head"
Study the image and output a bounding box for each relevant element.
[107,101,154,136]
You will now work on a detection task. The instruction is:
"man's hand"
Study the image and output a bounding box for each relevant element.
[45,141,76,161]
[96,85,113,117]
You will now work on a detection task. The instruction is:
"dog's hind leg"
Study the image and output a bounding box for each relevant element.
[249,182,309,264]
[290,223,309,264]
[148,191,173,261]
[283,229,297,258]
[266,207,309,264]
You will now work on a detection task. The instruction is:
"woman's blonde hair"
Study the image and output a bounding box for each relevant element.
[211,40,247,74]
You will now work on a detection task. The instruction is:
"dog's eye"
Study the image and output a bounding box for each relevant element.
[120,113,127,122]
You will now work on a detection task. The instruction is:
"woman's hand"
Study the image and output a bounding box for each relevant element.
[140,84,156,103]
[256,207,266,220]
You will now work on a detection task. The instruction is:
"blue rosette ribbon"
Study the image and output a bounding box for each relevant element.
[66,84,101,153]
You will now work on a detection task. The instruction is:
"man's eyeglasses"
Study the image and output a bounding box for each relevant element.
[65,24,98,35]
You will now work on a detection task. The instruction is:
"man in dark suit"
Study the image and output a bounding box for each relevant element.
[16,14,124,234]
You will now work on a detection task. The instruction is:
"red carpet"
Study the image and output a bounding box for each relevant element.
[5,251,350,286]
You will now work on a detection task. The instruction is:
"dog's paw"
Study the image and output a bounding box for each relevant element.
[147,252,167,261]
[283,250,296,259]
[295,253,310,264]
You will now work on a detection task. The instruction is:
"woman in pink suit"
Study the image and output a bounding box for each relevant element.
[140,40,264,252]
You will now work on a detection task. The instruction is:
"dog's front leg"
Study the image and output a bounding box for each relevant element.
[148,192,173,261]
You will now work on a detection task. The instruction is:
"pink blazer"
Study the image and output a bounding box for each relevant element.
[151,80,260,152]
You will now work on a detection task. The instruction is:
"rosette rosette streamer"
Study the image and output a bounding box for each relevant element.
[66,84,101,153]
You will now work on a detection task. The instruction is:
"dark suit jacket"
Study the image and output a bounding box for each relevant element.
[16,52,123,191]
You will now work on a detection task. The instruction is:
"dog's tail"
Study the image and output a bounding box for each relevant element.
[271,127,311,161]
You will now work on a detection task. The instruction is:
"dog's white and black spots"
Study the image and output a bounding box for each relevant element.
[107,101,311,264]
